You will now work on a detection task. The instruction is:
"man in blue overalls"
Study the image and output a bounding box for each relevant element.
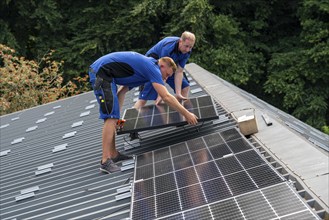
[131,31,195,140]
[135,31,195,108]
[89,51,198,173]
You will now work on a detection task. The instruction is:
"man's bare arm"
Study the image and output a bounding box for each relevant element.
[152,82,197,125]
[174,65,187,100]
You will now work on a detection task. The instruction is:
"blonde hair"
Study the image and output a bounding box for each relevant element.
[159,57,177,73]
[181,31,196,42]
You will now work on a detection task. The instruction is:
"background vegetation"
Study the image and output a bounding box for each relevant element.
[0,0,328,133]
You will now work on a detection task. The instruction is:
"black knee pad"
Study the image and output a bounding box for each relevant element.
[99,80,114,114]
[94,75,104,90]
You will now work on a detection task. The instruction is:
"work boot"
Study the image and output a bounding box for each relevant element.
[100,159,121,173]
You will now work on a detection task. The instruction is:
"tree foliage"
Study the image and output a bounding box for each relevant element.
[0,44,80,115]
[0,0,328,133]
[264,0,329,128]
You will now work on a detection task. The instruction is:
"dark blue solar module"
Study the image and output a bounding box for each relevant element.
[130,128,319,220]
[117,95,218,134]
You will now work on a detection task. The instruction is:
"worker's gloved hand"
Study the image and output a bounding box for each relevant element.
[116,119,126,131]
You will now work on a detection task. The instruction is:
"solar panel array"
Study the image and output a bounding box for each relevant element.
[118,95,218,134]
[130,128,319,220]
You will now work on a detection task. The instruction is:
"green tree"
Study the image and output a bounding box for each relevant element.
[55,0,157,80]
[265,0,329,129]
[0,0,64,58]
[0,20,18,49]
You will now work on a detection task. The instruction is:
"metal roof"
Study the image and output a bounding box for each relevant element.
[1,63,328,219]
[185,63,329,218]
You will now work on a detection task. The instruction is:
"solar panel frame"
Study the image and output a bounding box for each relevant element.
[170,142,189,157]
[156,190,181,217]
[154,159,174,176]
[183,205,212,219]
[118,95,218,134]
[131,196,156,220]
[224,171,258,195]
[130,128,319,220]
[155,173,176,195]
[175,167,199,188]
[134,178,154,200]
[210,198,244,220]
[153,147,171,162]
[195,161,221,182]
[235,190,277,219]
[208,144,232,159]
[179,183,207,210]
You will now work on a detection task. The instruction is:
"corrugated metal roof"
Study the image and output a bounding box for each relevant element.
[1,63,328,219]
[0,91,133,219]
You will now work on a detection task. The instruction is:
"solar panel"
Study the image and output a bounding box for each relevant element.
[157,190,181,216]
[130,128,319,220]
[118,95,218,134]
